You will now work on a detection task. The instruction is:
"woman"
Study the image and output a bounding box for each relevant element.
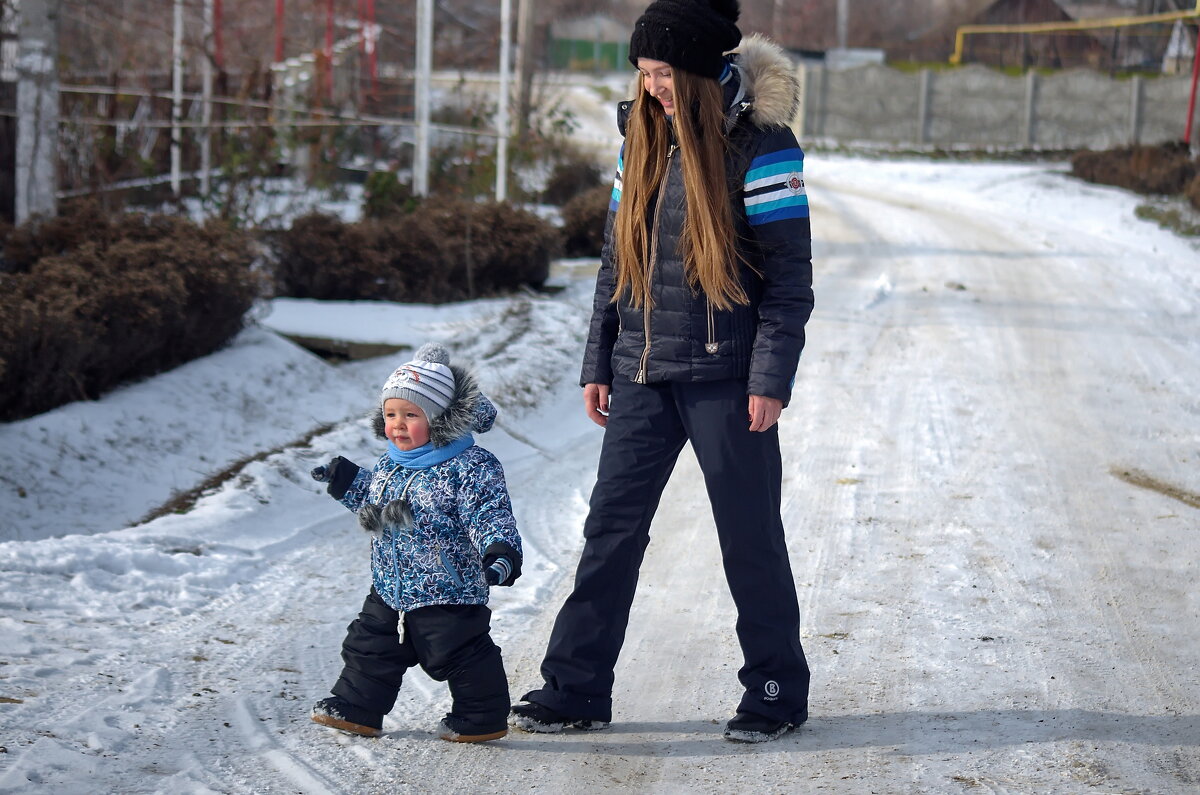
[511,0,814,743]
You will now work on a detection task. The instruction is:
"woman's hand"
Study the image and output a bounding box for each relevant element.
[748,394,783,432]
[583,383,611,427]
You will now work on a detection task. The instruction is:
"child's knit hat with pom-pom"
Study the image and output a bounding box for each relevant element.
[380,342,456,421]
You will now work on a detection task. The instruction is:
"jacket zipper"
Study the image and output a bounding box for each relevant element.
[637,142,677,384]
[706,298,718,354]
[369,466,419,608]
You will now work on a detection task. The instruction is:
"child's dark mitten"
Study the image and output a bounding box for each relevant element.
[485,557,510,586]
[482,542,522,587]
[310,456,359,499]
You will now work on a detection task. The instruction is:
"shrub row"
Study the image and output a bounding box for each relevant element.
[0,204,260,421]
[272,197,560,302]
[1,188,574,422]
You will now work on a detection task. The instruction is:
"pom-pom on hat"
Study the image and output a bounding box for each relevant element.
[628,0,741,80]
[380,342,456,422]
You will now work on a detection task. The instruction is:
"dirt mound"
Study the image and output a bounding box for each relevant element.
[1071,142,1198,196]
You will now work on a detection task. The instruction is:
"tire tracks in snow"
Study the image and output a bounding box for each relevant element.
[798,170,1200,791]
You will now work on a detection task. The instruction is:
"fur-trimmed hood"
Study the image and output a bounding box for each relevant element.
[731,33,801,129]
[622,33,800,131]
[372,363,497,448]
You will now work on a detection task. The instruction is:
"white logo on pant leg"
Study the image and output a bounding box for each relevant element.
[764,680,780,700]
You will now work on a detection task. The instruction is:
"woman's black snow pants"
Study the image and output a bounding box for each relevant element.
[523,376,810,725]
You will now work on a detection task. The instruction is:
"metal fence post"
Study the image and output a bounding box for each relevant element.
[794,62,808,142]
[917,69,932,145]
[1129,74,1142,144]
[816,64,828,139]
[414,0,432,196]
[1022,70,1039,148]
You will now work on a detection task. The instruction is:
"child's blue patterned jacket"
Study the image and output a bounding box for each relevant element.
[337,375,522,613]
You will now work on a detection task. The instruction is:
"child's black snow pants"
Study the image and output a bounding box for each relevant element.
[331,589,509,733]
[524,377,810,725]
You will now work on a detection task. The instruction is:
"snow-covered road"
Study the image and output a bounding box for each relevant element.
[1,157,1197,793]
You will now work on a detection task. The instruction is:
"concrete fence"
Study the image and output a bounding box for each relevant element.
[796,62,1195,150]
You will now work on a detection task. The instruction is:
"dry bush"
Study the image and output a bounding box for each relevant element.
[1187,173,1200,213]
[542,157,605,206]
[421,200,559,299]
[271,212,388,300]
[272,200,560,303]
[561,185,612,257]
[1071,142,1197,196]
[0,209,259,421]
[1,200,113,274]
[367,213,451,303]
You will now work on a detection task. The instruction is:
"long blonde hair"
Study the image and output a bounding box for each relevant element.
[612,67,747,311]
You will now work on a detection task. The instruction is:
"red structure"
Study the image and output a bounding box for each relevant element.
[214,0,224,68]
[324,0,334,101]
[275,0,285,63]
[362,0,378,99]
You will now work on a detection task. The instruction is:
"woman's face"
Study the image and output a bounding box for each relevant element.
[637,58,674,116]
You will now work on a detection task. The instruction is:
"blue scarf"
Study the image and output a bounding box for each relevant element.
[386,435,474,469]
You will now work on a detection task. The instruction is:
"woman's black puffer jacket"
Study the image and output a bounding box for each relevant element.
[579,35,814,405]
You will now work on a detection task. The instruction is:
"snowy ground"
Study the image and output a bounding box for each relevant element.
[2,154,1199,793]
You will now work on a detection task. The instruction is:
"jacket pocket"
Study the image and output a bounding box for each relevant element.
[438,549,466,589]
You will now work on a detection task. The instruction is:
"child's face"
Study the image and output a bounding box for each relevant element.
[383,398,431,450]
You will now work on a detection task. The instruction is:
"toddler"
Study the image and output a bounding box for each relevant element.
[309,342,522,742]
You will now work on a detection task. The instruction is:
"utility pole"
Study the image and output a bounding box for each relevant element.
[837,0,849,50]
[414,0,432,195]
[15,0,59,222]
[201,0,213,195]
[514,0,535,136]
[1186,18,1200,145]
[497,0,511,201]
[171,0,184,197]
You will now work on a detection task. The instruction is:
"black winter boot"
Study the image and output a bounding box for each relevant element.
[723,711,793,743]
[311,696,384,737]
[508,701,610,733]
[437,715,507,743]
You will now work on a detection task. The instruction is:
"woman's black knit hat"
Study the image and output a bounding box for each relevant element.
[628,0,741,80]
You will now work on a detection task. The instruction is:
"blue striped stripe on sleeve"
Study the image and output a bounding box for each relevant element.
[743,147,808,225]
[609,148,625,211]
